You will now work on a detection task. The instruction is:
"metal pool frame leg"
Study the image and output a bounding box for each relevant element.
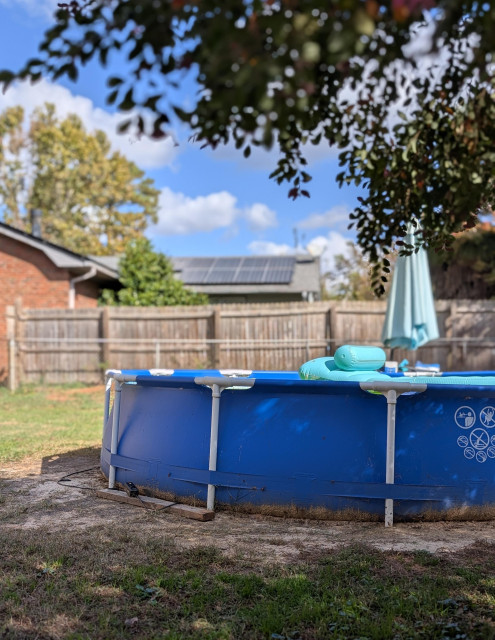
[103,375,114,433]
[108,380,122,489]
[384,389,398,528]
[360,381,427,527]
[195,376,255,511]
[207,382,221,511]
[104,372,137,490]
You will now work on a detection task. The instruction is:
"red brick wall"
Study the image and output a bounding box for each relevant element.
[0,235,100,379]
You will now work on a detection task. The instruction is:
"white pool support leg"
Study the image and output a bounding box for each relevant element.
[360,381,427,528]
[195,376,255,512]
[385,389,398,528]
[207,383,221,511]
[103,376,113,432]
[108,380,122,489]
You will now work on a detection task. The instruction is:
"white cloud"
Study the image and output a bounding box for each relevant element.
[306,232,353,274]
[0,79,179,169]
[248,231,354,270]
[153,187,239,235]
[243,203,277,231]
[248,240,294,255]
[152,188,279,235]
[299,205,351,231]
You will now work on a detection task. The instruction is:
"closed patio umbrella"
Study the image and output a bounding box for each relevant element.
[382,223,439,350]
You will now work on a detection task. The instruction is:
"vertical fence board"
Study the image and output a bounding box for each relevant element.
[7,300,495,384]
[19,308,102,384]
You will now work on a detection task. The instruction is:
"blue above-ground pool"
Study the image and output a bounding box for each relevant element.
[100,369,495,523]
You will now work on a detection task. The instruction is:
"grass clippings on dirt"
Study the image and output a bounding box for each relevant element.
[1,530,495,640]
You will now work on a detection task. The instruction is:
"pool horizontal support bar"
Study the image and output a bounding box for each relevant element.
[102,448,476,502]
[194,377,256,389]
[360,381,427,527]
[195,376,255,511]
[106,371,137,383]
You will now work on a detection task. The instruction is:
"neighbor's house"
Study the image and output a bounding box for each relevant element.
[0,221,119,379]
[172,255,321,304]
[95,254,322,304]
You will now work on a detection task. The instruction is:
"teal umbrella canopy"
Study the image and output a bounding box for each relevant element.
[382,224,439,350]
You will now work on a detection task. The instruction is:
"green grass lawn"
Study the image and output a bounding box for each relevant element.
[0,384,104,462]
[1,385,495,639]
[1,533,495,640]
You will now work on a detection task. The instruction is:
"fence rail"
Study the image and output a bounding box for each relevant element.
[6,299,495,388]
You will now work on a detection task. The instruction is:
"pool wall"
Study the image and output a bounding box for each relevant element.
[100,370,495,521]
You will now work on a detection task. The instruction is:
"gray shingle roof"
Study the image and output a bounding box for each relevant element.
[0,222,119,283]
[172,254,320,296]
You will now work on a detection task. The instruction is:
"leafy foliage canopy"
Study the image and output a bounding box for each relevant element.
[0,103,159,255]
[4,1,495,292]
[100,237,208,306]
[322,241,381,300]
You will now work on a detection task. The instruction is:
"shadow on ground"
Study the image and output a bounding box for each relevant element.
[1,446,495,560]
[40,445,102,476]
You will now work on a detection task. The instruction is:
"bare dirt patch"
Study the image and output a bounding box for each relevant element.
[45,385,105,402]
[2,448,495,563]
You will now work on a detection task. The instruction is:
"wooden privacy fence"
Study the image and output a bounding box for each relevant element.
[6,300,495,388]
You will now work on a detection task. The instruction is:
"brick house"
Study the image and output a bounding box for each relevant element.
[0,221,119,380]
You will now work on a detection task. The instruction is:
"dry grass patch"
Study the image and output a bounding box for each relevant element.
[1,527,495,640]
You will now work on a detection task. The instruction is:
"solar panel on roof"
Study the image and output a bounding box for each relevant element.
[215,257,242,268]
[173,257,187,267]
[263,268,294,283]
[243,257,269,268]
[175,255,298,285]
[235,268,266,283]
[278,257,295,268]
[187,258,216,268]
[204,269,238,284]
[180,268,209,284]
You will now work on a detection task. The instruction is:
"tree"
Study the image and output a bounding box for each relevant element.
[100,237,208,306]
[322,241,380,301]
[0,103,159,255]
[429,224,495,299]
[3,1,495,290]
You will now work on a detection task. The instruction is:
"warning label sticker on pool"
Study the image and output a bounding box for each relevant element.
[456,405,495,463]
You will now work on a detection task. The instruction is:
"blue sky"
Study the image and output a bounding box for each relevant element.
[0,0,363,271]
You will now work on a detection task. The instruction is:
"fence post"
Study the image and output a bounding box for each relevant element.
[325,304,333,355]
[14,299,22,388]
[8,339,16,392]
[6,305,16,391]
[101,307,110,380]
[445,301,456,371]
[6,303,19,391]
[210,307,222,368]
